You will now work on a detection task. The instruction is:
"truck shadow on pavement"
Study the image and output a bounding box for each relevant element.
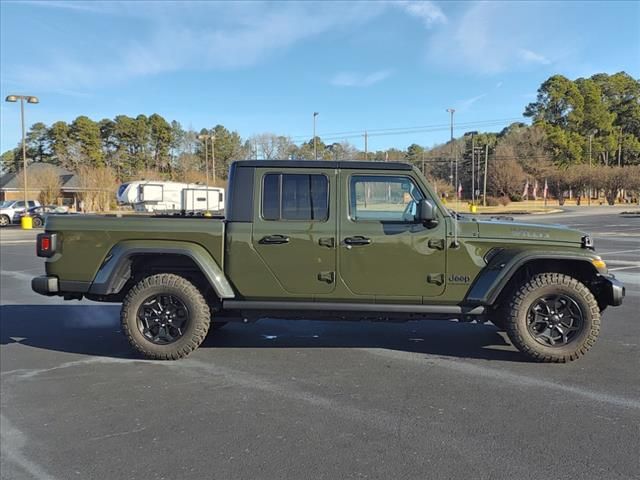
[0,304,524,362]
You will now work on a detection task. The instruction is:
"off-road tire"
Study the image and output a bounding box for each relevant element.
[0,215,10,227]
[505,273,600,362]
[121,273,210,360]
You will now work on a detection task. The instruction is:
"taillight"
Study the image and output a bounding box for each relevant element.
[37,233,57,257]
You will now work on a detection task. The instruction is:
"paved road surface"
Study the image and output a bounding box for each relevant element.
[1,207,639,480]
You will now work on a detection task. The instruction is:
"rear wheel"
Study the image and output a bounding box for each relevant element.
[505,273,600,362]
[0,215,9,227]
[32,216,43,228]
[121,273,210,360]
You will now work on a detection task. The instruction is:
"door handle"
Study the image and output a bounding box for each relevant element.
[344,236,371,246]
[259,234,290,245]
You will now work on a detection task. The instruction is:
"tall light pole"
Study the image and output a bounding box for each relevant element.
[446,108,455,186]
[313,112,319,160]
[5,94,39,219]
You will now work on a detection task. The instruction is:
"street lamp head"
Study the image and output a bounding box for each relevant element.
[446,108,455,113]
[27,96,39,104]
[5,95,18,103]
[464,131,478,136]
[313,112,319,117]
[197,134,210,141]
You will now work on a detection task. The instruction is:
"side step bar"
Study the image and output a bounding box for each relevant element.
[222,301,485,316]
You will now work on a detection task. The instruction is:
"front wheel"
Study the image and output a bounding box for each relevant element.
[505,273,600,362]
[121,273,210,360]
[0,215,10,227]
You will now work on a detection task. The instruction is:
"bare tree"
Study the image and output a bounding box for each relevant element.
[16,165,62,205]
[77,166,117,212]
[250,133,295,160]
[488,144,526,198]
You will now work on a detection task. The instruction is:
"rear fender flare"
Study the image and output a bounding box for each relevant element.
[89,240,235,299]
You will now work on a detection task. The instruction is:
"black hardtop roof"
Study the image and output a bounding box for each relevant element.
[233,160,413,171]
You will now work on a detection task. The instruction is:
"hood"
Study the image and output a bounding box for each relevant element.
[475,217,585,245]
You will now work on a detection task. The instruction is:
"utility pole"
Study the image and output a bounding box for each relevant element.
[364,130,368,161]
[446,108,455,186]
[197,133,211,211]
[471,133,475,205]
[313,112,319,160]
[588,130,597,205]
[618,126,623,166]
[421,150,425,177]
[482,143,488,206]
[211,133,216,184]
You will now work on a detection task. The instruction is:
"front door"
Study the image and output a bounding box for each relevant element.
[251,169,337,295]
[338,171,447,301]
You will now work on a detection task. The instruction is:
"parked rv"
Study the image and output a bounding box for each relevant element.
[117,181,224,213]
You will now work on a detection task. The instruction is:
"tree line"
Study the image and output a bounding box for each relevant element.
[1,71,638,202]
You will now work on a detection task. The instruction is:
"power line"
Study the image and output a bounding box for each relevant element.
[289,117,525,142]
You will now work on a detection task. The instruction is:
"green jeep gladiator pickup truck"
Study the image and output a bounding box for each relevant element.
[32,160,624,362]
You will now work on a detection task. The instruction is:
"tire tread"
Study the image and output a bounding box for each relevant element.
[505,273,600,363]
[121,273,210,360]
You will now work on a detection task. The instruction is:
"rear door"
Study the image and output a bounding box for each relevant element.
[251,168,337,295]
[338,171,447,301]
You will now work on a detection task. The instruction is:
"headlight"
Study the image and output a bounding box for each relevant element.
[581,235,594,249]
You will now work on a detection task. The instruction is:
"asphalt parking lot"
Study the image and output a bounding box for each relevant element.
[1,207,639,480]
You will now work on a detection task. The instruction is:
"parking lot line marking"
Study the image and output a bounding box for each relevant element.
[0,415,58,480]
[0,240,36,245]
[608,265,640,271]
[604,260,640,265]
[600,249,640,255]
[362,349,640,410]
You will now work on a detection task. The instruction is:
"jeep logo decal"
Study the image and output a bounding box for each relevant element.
[448,274,470,284]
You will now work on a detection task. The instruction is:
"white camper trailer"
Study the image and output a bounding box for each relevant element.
[117,181,225,213]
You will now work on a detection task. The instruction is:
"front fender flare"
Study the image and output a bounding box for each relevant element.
[89,240,235,299]
[464,248,602,306]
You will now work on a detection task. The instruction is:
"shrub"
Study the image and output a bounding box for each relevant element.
[498,196,511,206]
[508,193,523,202]
[485,196,501,206]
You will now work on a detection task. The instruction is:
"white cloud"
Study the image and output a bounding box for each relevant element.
[4,2,385,91]
[425,2,555,74]
[393,1,447,27]
[518,49,551,65]
[456,93,487,112]
[330,70,393,87]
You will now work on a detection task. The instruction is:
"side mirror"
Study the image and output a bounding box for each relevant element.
[416,199,438,226]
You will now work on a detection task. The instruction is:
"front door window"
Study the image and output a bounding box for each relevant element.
[350,176,423,223]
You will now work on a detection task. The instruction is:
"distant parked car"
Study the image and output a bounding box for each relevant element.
[17,205,70,228]
[0,200,41,227]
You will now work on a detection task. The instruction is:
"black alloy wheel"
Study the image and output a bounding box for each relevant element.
[137,294,190,345]
[526,294,584,347]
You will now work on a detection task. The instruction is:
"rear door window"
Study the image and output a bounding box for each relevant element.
[262,173,329,221]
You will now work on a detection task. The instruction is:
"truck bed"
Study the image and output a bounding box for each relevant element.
[44,214,225,286]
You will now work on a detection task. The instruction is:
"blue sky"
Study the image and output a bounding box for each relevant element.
[1,0,639,153]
